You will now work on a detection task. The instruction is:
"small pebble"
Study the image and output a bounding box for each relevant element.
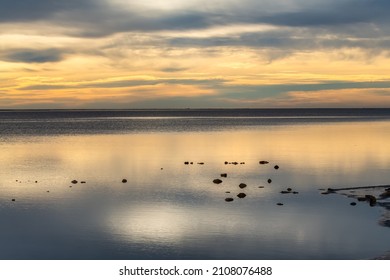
[267,179,272,184]
[350,202,357,206]
[213,179,223,184]
[287,187,292,192]
[12,199,15,202]
[225,198,234,202]
[122,179,127,183]
[220,173,227,178]
[276,202,283,206]
[258,186,264,189]
[237,193,246,198]
[239,183,247,189]
[274,165,279,169]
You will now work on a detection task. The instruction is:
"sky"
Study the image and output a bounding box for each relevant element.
[1,0,390,109]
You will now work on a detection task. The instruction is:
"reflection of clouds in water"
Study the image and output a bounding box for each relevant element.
[109,203,202,243]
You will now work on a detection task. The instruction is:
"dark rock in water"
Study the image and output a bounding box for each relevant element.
[276,202,283,206]
[184,161,189,165]
[190,162,193,165]
[71,180,78,184]
[225,191,231,193]
[274,165,279,169]
[224,161,228,165]
[232,162,238,165]
[379,190,390,199]
[213,179,223,184]
[237,193,246,198]
[350,202,357,206]
[259,161,269,164]
[267,179,272,184]
[258,186,264,188]
[47,191,50,193]
[365,195,377,206]
[240,162,245,164]
[357,197,367,201]
[81,181,86,184]
[161,168,163,170]
[35,181,38,183]
[239,183,247,189]
[220,173,227,178]
[225,197,234,202]
[122,179,127,183]
[287,187,292,192]
[197,162,204,165]
[12,199,15,202]
[280,191,290,194]
[293,191,299,194]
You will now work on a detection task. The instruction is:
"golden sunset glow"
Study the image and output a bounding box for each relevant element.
[1,0,390,108]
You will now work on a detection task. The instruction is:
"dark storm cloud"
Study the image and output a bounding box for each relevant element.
[0,48,68,63]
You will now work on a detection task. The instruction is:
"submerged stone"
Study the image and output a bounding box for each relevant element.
[267,179,272,184]
[225,198,234,202]
[350,202,357,206]
[239,183,247,189]
[276,202,283,206]
[259,161,269,164]
[220,173,227,178]
[365,195,377,206]
[71,180,78,184]
[122,179,127,183]
[274,165,279,169]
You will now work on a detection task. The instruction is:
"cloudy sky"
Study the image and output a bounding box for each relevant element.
[1,0,390,108]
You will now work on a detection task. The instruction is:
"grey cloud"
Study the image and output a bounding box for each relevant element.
[21,78,227,90]
[2,0,390,36]
[0,0,100,22]
[0,48,69,63]
[159,67,189,73]
[220,81,390,100]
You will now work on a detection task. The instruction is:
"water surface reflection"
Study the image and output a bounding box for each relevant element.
[1,120,389,259]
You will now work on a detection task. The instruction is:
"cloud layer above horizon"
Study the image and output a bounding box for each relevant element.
[1,0,390,108]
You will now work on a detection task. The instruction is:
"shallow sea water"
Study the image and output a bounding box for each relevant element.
[0,109,389,259]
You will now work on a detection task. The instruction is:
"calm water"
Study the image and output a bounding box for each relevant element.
[0,109,389,259]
